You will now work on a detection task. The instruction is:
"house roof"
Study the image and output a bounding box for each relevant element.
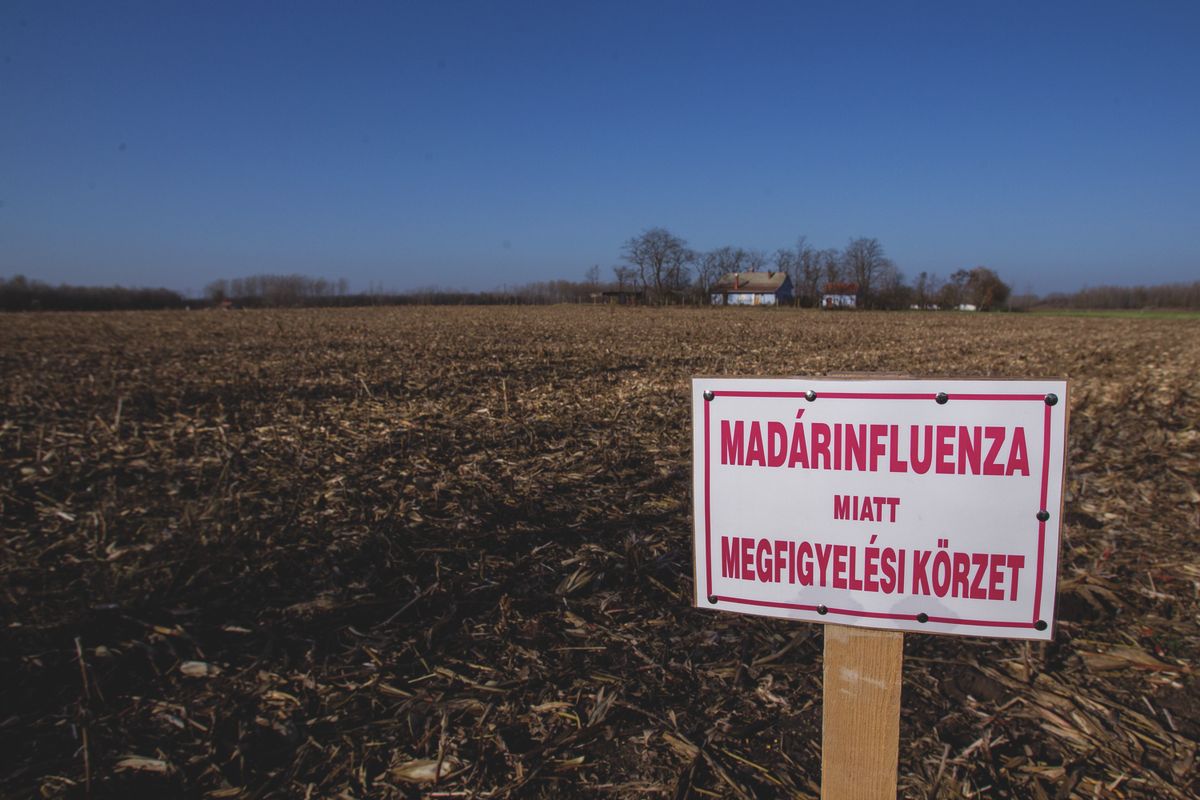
[711,271,789,293]
[822,281,859,295]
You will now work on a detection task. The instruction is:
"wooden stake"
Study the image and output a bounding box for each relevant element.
[822,625,903,799]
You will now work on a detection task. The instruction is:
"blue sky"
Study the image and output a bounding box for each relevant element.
[2,1,1198,296]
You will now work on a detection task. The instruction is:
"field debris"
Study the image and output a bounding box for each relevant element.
[1,306,1198,798]
[113,756,173,775]
[178,660,221,679]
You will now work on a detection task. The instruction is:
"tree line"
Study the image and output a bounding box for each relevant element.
[3,238,1197,311]
[1012,281,1200,311]
[205,274,350,307]
[615,227,1012,310]
[0,275,186,312]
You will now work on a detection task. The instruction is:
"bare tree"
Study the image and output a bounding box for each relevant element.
[873,260,909,309]
[772,247,792,284]
[819,248,843,288]
[584,264,601,289]
[699,246,749,284]
[842,237,889,308]
[744,249,769,271]
[696,250,727,296]
[788,236,823,307]
[913,271,933,309]
[622,228,694,302]
[612,265,637,292]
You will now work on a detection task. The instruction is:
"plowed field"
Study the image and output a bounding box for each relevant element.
[2,306,1198,798]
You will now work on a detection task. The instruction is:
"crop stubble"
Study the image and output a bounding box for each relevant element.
[1,306,1198,798]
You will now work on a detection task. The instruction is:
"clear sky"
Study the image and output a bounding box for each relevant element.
[2,1,1198,296]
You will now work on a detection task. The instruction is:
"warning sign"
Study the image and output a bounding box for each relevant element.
[692,377,1069,641]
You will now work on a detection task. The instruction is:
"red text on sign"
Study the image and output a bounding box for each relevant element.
[834,494,900,522]
[720,419,1030,477]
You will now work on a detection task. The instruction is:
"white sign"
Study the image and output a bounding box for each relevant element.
[692,377,1068,641]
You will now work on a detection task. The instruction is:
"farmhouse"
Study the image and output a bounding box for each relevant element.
[821,281,859,309]
[710,271,793,306]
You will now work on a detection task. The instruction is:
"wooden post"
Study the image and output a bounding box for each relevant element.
[821,625,904,799]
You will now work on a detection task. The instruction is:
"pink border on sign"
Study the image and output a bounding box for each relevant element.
[703,390,1054,630]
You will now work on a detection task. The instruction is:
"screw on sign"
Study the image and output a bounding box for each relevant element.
[692,377,1069,799]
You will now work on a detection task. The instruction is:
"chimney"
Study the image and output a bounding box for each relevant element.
[734,273,739,290]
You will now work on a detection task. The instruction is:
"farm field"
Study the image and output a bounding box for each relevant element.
[1,305,1198,799]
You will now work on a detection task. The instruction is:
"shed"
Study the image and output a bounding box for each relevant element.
[710,271,793,306]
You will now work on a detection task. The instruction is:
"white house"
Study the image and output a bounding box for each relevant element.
[710,271,793,306]
[821,282,859,309]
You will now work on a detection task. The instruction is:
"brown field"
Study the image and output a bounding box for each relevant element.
[2,305,1198,799]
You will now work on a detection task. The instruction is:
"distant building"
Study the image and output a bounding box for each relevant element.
[821,282,859,309]
[710,271,793,306]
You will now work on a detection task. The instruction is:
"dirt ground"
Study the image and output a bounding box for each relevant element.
[1,305,1197,798]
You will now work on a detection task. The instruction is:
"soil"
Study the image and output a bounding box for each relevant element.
[1,306,1197,798]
